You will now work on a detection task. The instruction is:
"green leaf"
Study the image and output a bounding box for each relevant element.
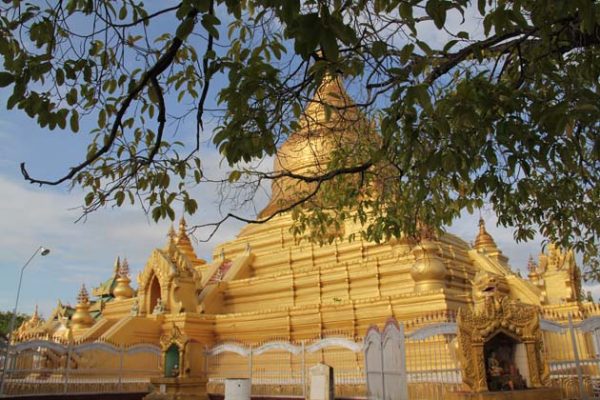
[185,198,198,214]
[70,110,79,132]
[320,31,339,61]
[176,17,196,40]
[399,2,413,20]
[0,72,15,87]
[84,192,94,206]
[426,0,447,30]
[372,41,387,58]
[478,0,486,15]
[115,191,125,206]
[228,170,241,182]
[201,14,221,39]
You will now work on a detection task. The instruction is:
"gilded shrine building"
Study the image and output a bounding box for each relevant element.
[11,77,598,400]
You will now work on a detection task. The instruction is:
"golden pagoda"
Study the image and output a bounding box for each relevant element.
[13,77,595,399]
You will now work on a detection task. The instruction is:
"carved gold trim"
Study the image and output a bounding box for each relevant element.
[457,294,549,392]
[160,323,191,377]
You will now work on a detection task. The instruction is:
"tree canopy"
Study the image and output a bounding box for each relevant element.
[0,1,598,274]
[0,311,29,340]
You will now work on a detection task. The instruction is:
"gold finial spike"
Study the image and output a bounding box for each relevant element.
[113,256,121,274]
[179,217,187,234]
[119,258,130,278]
[167,224,176,242]
[30,304,40,323]
[77,284,90,305]
[527,255,537,272]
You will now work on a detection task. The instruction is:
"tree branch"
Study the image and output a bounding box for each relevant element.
[20,9,198,186]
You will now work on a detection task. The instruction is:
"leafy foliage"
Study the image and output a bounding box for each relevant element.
[0,311,29,339]
[0,0,598,275]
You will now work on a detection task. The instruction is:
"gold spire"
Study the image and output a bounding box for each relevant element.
[72,284,94,330]
[119,258,130,278]
[527,254,540,283]
[114,258,135,301]
[259,74,372,218]
[77,284,90,305]
[297,74,358,131]
[31,304,40,322]
[473,218,498,251]
[167,224,176,243]
[113,256,121,274]
[175,216,197,261]
[178,216,187,235]
[527,255,537,273]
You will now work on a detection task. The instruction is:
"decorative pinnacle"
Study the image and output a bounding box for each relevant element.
[119,258,130,278]
[113,256,121,274]
[168,224,176,240]
[527,255,537,272]
[179,217,187,234]
[474,217,497,250]
[31,304,40,321]
[77,284,90,305]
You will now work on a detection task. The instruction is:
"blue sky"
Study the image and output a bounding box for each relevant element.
[0,3,596,320]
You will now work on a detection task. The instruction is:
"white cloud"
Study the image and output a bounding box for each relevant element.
[0,173,246,318]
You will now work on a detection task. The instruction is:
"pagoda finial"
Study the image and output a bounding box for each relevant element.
[72,285,94,330]
[527,255,537,273]
[168,224,176,241]
[179,216,187,235]
[114,259,135,300]
[31,304,40,322]
[77,284,90,305]
[474,217,497,251]
[119,258,130,278]
[113,256,121,274]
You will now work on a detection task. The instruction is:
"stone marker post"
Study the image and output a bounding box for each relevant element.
[309,363,334,400]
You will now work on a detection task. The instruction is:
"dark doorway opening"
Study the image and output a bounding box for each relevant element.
[484,332,528,391]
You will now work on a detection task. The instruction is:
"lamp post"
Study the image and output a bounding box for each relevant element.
[0,246,50,395]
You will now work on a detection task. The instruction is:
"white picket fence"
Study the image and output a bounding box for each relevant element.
[0,340,161,396]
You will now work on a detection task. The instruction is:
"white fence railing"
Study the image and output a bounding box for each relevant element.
[6,314,600,399]
[205,336,365,397]
[0,340,161,396]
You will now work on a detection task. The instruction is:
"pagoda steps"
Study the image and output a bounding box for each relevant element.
[99,316,162,345]
[74,317,115,342]
[211,256,413,314]
[207,249,475,314]
[219,219,472,277]
[249,243,395,277]
[212,290,463,342]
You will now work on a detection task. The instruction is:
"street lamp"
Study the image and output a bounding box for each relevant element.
[0,246,50,395]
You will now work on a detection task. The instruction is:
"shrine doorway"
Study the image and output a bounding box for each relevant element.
[164,344,180,377]
[148,275,161,314]
[484,332,529,391]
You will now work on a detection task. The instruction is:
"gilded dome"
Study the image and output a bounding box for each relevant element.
[259,75,373,218]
